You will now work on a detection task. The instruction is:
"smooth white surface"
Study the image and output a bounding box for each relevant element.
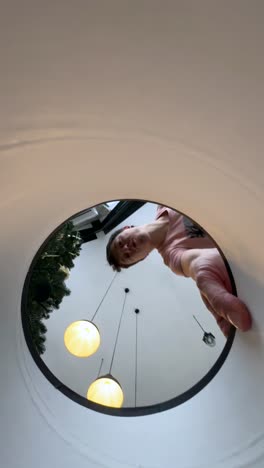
[1,1,264,467]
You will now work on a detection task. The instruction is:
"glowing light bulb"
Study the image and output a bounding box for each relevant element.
[87,375,124,408]
[64,320,100,357]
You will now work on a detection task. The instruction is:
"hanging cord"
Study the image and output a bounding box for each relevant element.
[134,309,139,407]
[91,272,117,321]
[97,358,104,378]
[193,315,205,332]
[109,288,129,374]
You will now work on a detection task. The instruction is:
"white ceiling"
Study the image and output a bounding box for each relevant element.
[1,1,264,467]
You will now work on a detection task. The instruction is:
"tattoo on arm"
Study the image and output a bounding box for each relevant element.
[183,216,205,238]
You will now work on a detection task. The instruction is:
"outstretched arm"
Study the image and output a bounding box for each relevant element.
[180,248,252,334]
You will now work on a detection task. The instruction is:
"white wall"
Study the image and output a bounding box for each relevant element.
[2,2,264,468]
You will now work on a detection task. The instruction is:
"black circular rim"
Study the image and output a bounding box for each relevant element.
[21,198,236,417]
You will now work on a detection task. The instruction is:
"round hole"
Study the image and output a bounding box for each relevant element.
[21,199,236,417]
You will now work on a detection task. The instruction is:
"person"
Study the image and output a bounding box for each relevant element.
[106,205,252,337]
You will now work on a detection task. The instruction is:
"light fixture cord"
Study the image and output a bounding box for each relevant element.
[193,315,205,332]
[109,290,128,374]
[91,272,117,321]
[97,358,104,378]
[135,312,138,407]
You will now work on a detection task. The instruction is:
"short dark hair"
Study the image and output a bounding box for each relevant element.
[106,228,124,272]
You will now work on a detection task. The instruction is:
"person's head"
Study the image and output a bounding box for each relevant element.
[106,225,153,271]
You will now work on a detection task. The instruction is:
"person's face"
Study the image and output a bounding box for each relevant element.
[112,226,152,267]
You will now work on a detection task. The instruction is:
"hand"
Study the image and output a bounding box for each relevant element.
[193,250,252,337]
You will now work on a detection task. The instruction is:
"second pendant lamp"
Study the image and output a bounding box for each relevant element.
[87,288,129,408]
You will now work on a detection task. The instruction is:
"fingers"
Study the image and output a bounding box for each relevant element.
[216,316,232,338]
[207,289,252,331]
[200,292,232,337]
[218,293,252,331]
[199,292,218,320]
[197,273,252,332]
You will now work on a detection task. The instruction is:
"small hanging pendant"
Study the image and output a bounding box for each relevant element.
[203,332,216,347]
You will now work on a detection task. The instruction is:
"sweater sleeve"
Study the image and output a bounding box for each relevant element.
[165,247,187,277]
[155,205,169,220]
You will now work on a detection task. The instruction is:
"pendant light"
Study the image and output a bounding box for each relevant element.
[193,315,216,347]
[64,320,100,357]
[87,288,129,408]
[87,374,124,408]
[64,273,117,357]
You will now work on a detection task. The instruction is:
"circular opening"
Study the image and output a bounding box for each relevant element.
[21,199,236,417]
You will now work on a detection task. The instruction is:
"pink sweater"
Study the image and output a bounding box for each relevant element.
[156,206,216,276]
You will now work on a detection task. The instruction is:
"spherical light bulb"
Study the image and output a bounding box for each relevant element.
[87,374,124,408]
[64,320,100,357]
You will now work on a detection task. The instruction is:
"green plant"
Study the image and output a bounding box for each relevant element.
[27,222,82,354]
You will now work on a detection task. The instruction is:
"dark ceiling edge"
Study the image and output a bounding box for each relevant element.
[101,200,146,234]
[77,200,146,243]
[21,198,236,418]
